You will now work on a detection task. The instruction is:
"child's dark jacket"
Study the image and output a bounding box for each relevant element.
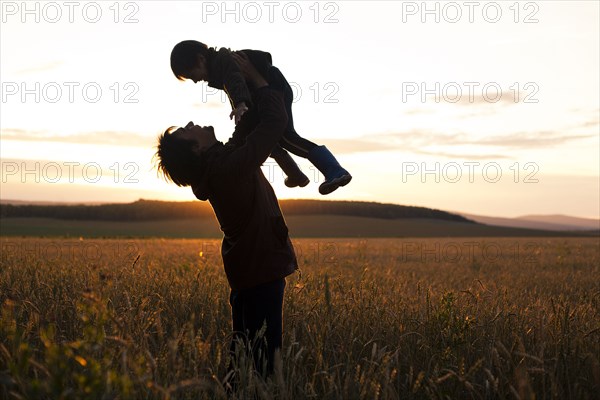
[207,48,273,109]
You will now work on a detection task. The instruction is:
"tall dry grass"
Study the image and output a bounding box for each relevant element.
[1,237,599,399]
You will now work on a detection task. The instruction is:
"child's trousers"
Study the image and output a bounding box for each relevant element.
[267,66,318,159]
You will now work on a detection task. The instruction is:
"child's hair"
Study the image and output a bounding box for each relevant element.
[154,127,200,186]
[170,40,216,81]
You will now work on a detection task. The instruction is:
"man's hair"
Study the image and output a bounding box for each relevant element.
[154,127,200,187]
[170,40,215,81]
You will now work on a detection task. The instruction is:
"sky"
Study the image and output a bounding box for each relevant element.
[1,0,599,218]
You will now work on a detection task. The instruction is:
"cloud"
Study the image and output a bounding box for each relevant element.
[318,139,392,154]
[14,61,64,75]
[455,92,522,106]
[376,129,595,149]
[413,149,511,160]
[318,127,595,158]
[1,128,154,147]
[579,119,599,128]
[469,131,596,148]
[414,90,523,107]
[319,135,513,160]
[2,126,593,160]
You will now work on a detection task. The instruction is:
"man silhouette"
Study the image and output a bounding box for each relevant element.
[154,53,298,382]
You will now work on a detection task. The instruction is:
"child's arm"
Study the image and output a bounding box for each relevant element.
[224,105,259,147]
[213,48,253,123]
[224,52,263,147]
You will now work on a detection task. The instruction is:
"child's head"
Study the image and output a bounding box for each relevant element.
[170,40,214,82]
[154,122,217,186]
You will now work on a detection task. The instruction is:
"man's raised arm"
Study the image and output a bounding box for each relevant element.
[227,86,288,172]
[225,52,288,172]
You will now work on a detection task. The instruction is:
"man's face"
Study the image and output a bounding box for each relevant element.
[176,121,218,153]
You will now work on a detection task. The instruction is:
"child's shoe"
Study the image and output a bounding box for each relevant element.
[307,145,352,195]
[285,175,310,188]
[271,149,310,188]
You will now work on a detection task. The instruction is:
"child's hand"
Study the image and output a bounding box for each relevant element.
[230,103,248,125]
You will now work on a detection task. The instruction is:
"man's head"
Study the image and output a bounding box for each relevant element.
[154,121,218,186]
[171,40,213,82]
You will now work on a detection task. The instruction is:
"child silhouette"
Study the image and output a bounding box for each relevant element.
[170,40,352,195]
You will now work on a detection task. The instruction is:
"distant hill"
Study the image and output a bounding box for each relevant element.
[1,199,597,238]
[0,199,105,206]
[0,199,474,223]
[459,212,600,232]
[1,216,593,238]
[516,215,600,230]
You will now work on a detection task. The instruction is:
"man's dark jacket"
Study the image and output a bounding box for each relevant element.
[190,87,297,290]
[206,48,273,109]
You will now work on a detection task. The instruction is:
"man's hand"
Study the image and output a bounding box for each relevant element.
[231,51,268,89]
[230,102,249,125]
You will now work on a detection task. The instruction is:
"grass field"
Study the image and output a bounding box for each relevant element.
[1,237,599,399]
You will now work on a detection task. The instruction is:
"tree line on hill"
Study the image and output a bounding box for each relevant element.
[0,199,474,223]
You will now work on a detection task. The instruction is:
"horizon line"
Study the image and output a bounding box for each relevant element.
[1,197,599,221]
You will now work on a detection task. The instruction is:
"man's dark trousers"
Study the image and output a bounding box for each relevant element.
[228,278,286,375]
